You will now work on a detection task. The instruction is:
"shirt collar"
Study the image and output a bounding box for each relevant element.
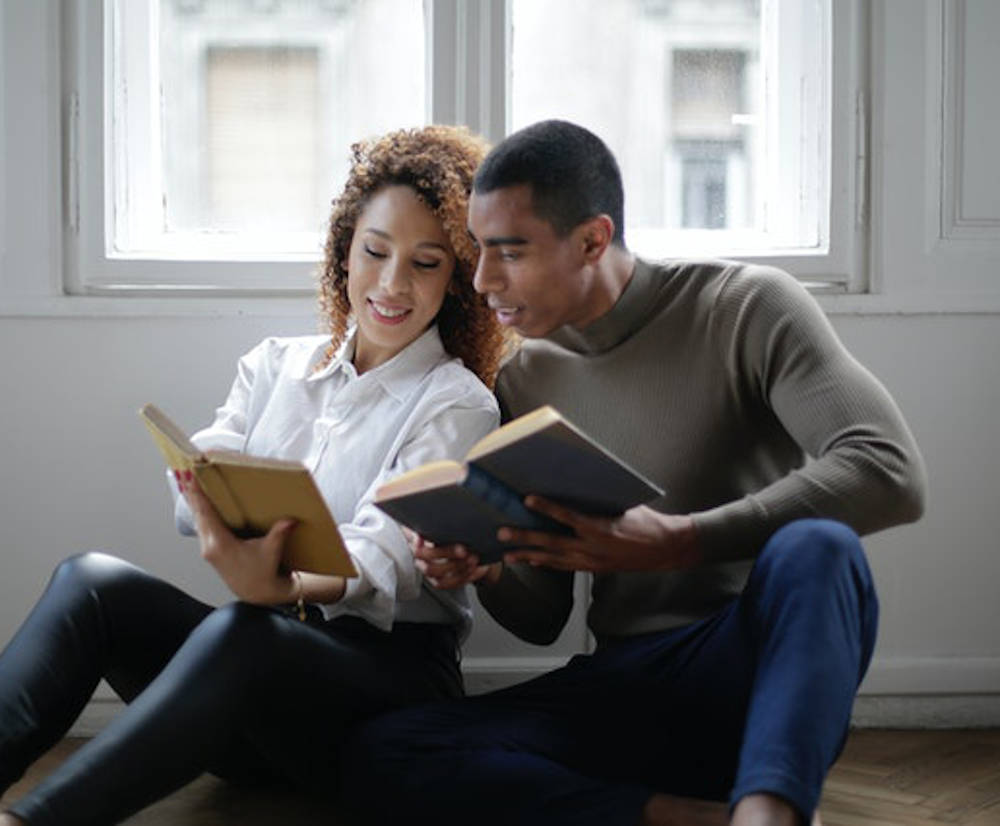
[547,257,658,355]
[309,325,449,401]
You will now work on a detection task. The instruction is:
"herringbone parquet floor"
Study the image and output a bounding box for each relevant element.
[821,729,1000,825]
[4,730,1000,824]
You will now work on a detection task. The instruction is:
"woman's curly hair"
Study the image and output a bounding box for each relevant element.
[317,125,507,388]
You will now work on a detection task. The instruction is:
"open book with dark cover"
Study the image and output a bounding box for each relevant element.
[374,406,663,563]
[139,403,357,578]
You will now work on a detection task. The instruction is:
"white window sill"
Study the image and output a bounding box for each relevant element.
[4,288,1000,319]
[0,293,319,319]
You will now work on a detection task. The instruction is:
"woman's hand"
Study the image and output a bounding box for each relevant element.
[500,498,700,574]
[412,534,503,590]
[177,471,297,605]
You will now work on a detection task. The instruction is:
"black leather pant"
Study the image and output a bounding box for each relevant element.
[0,552,462,825]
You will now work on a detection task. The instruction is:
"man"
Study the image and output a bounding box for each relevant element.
[349,120,926,826]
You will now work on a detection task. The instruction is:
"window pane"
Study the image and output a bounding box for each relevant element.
[203,45,321,232]
[119,0,425,256]
[510,0,826,255]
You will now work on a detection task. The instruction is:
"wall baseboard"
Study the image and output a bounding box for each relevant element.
[69,655,1000,736]
[860,656,1000,695]
[850,694,1000,729]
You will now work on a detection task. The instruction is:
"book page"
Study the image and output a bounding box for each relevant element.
[375,460,466,500]
[139,403,202,471]
[465,405,560,461]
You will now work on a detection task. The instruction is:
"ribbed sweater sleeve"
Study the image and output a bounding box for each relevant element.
[691,266,927,559]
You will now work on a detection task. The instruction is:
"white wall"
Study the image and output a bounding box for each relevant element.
[1,0,999,727]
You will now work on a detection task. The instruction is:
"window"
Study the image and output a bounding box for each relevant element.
[671,49,750,231]
[65,0,864,296]
[509,0,853,282]
[107,0,424,265]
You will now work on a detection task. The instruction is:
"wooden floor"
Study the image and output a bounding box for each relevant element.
[821,730,1000,825]
[3,730,1000,824]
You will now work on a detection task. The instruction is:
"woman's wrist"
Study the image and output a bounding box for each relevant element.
[290,571,306,620]
[474,561,504,588]
[296,572,347,605]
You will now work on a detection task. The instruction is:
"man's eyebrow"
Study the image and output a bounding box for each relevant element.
[467,234,529,247]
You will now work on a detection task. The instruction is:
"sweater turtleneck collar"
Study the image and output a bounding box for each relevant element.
[547,257,657,355]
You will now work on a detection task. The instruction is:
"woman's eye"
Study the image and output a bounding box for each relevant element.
[364,244,387,259]
[414,259,442,270]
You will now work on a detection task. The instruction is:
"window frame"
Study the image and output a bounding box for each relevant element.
[62,0,868,298]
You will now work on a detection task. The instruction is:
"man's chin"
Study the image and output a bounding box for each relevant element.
[516,320,559,339]
[495,307,558,338]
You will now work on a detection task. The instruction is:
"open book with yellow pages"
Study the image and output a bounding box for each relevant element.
[139,403,357,577]
[374,405,663,563]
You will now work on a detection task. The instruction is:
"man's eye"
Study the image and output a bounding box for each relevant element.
[500,250,520,262]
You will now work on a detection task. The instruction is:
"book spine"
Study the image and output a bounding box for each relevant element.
[463,465,573,536]
[195,464,247,531]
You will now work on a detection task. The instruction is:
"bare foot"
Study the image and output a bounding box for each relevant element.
[641,793,729,826]
[731,793,823,826]
[640,792,822,826]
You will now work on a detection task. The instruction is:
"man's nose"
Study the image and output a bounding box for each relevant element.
[472,255,499,294]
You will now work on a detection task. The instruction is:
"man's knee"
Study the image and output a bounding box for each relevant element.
[756,519,868,587]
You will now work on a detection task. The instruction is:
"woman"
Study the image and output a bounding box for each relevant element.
[0,125,504,825]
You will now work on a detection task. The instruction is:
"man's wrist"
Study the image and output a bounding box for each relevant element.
[671,515,701,568]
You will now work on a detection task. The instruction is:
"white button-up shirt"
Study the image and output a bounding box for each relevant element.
[173,325,499,636]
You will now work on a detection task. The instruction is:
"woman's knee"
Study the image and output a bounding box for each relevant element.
[186,602,290,666]
[50,551,143,596]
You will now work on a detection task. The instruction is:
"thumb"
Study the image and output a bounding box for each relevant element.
[264,518,297,545]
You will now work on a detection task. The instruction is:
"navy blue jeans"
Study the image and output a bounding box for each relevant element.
[0,552,461,825]
[348,519,878,825]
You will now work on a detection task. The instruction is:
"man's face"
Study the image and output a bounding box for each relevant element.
[468,184,593,338]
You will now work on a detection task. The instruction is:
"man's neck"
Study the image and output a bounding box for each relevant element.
[572,245,636,330]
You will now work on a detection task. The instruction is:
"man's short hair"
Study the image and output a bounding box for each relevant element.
[473,120,625,245]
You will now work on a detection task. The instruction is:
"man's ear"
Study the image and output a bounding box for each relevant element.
[579,214,615,263]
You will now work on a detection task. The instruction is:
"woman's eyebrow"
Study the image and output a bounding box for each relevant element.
[363,228,448,252]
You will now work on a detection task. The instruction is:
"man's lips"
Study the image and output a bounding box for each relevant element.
[490,304,524,326]
[489,301,524,314]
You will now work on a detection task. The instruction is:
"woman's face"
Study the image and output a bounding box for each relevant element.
[346,185,456,373]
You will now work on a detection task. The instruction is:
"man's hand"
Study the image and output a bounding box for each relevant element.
[179,471,297,604]
[412,498,699,587]
[500,497,700,573]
